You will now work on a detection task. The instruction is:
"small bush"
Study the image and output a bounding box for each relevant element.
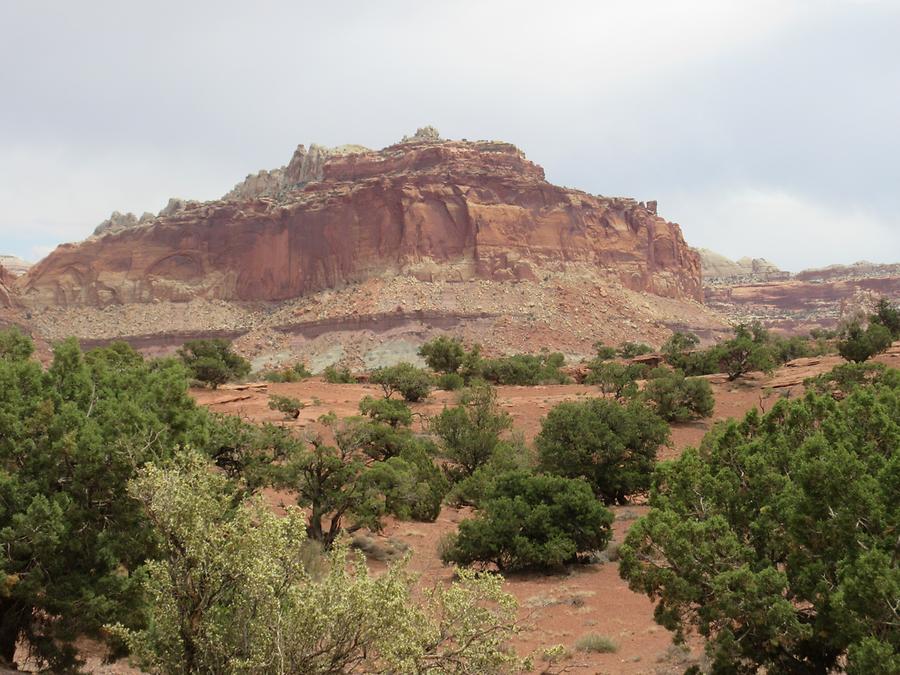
[440,470,613,572]
[870,297,900,339]
[641,367,714,422]
[358,395,412,427]
[431,384,512,479]
[585,361,648,400]
[838,320,893,363]
[574,633,618,653]
[618,341,653,359]
[479,352,569,385]
[268,394,304,419]
[592,343,618,361]
[262,362,312,382]
[436,372,465,391]
[177,338,251,388]
[368,443,449,522]
[371,363,433,402]
[536,397,669,504]
[418,336,467,374]
[322,364,355,383]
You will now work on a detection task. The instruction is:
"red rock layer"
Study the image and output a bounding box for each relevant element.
[19,139,701,309]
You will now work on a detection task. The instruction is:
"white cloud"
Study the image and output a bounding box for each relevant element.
[664,186,900,271]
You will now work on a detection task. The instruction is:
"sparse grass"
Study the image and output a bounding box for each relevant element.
[350,532,410,562]
[574,633,618,654]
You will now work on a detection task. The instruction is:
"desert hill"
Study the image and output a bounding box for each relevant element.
[15,128,727,368]
[701,251,900,333]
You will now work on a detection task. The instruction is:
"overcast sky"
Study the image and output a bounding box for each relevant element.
[1,0,898,271]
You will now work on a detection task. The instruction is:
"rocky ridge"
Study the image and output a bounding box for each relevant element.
[702,254,900,332]
[14,127,724,365]
[0,255,32,277]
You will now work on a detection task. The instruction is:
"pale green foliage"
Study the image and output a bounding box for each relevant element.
[113,451,523,674]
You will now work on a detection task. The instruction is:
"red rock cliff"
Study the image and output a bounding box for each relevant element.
[19,135,702,308]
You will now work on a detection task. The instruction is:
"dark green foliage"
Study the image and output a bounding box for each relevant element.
[838,320,893,362]
[204,413,296,491]
[358,395,413,428]
[0,337,210,668]
[440,470,613,572]
[662,331,719,376]
[322,364,355,383]
[435,372,465,391]
[592,342,618,361]
[271,429,383,548]
[536,397,669,504]
[371,362,433,402]
[479,352,569,385]
[430,385,512,480]
[641,367,715,422]
[177,338,251,388]
[804,362,894,397]
[446,435,532,508]
[585,361,648,400]
[368,443,449,522]
[619,371,900,674]
[418,335,466,374]
[714,323,777,380]
[268,394,304,419]
[262,362,312,382]
[618,341,653,359]
[0,327,34,361]
[870,297,900,339]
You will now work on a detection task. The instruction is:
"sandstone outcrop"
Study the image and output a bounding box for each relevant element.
[698,248,786,283]
[0,255,32,277]
[19,132,702,310]
[0,265,16,308]
[703,257,900,332]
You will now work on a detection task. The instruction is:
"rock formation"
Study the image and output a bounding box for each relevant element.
[0,255,32,277]
[703,257,900,333]
[0,265,16,308]
[19,132,702,310]
[698,248,785,283]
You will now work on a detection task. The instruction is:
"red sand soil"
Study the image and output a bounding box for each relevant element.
[20,345,895,673]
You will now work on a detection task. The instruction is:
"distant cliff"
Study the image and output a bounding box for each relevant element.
[19,129,702,309]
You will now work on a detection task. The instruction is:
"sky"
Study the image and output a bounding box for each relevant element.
[1,0,898,271]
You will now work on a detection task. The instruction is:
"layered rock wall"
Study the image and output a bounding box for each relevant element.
[19,136,702,309]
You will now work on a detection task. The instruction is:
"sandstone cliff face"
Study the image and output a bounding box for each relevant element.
[19,135,702,309]
[698,248,785,282]
[0,255,32,277]
[0,265,16,308]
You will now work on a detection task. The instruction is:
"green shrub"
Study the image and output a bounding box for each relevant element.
[368,443,449,521]
[436,372,465,390]
[619,369,900,674]
[322,364,355,383]
[371,362,433,402]
[479,352,569,385]
[585,361,648,400]
[592,342,618,361]
[713,323,777,380]
[536,397,669,504]
[430,384,512,479]
[446,435,532,508]
[0,336,210,668]
[574,633,618,653]
[618,341,653,359]
[418,335,467,374]
[440,470,613,572]
[870,297,900,339]
[262,362,312,382]
[804,362,894,397]
[358,395,413,427]
[838,320,893,363]
[115,451,523,674]
[177,338,251,388]
[0,326,34,361]
[268,394,304,419]
[641,367,714,422]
